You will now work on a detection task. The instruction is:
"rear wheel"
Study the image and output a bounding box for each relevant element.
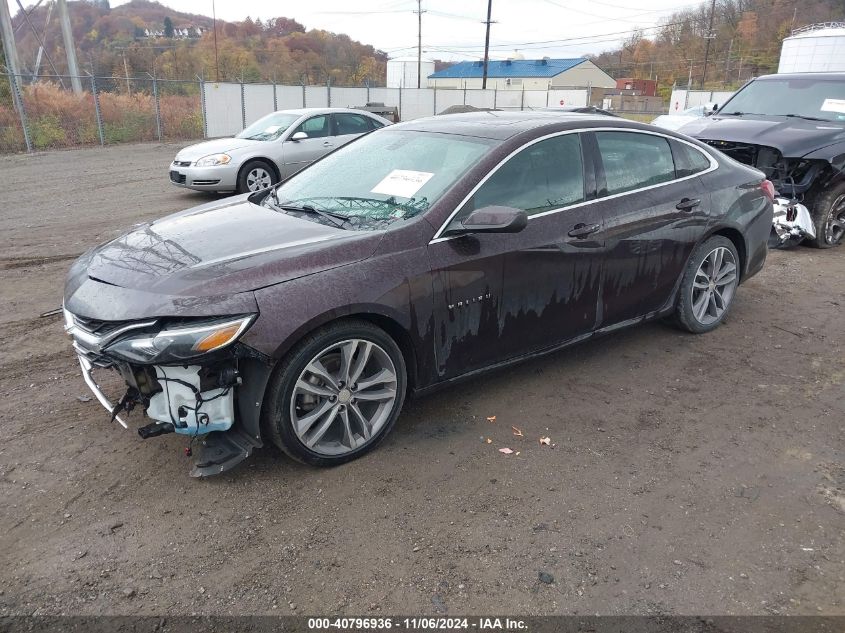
[263,320,407,467]
[237,159,277,194]
[673,236,740,334]
[807,182,845,248]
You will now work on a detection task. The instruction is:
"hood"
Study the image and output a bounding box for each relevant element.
[77,195,383,297]
[677,115,845,158]
[174,137,264,161]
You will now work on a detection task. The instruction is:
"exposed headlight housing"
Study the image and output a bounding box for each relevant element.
[104,315,255,364]
[195,153,232,167]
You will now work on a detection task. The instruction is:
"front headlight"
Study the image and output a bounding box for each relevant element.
[195,153,232,167]
[104,315,255,364]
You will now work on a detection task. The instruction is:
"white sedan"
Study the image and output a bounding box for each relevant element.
[650,105,707,132]
[170,108,392,194]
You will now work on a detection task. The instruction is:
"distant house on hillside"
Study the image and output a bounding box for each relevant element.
[428,57,615,90]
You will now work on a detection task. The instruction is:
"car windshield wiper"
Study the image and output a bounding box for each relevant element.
[267,194,349,229]
[784,113,832,122]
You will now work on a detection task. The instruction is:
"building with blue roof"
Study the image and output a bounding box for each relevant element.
[427,57,615,90]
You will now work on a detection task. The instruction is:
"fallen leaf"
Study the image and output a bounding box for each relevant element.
[486,416,497,423]
[486,438,493,444]
[498,447,514,455]
[511,426,524,437]
[539,436,551,446]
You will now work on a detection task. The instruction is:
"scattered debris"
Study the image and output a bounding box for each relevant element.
[539,437,551,446]
[122,588,136,598]
[499,448,514,455]
[486,438,492,444]
[76,395,91,403]
[109,521,124,533]
[431,593,447,613]
[511,426,524,438]
[538,571,555,584]
[486,416,497,423]
[39,307,63,318]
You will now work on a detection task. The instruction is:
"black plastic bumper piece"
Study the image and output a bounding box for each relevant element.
[189,428,261,478]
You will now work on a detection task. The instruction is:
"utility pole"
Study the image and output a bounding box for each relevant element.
[212,0,220,82]
[57,0,82,94]
[700,0,716,89]
[414,0,425,88]
[481,0,493,90]
[0,0,22,80]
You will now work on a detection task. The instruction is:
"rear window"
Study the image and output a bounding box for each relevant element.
[596,131,675,195]
[671,140,712,178]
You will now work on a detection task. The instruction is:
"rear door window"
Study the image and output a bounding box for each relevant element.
[595,131,676,195]
[334,113,372,136]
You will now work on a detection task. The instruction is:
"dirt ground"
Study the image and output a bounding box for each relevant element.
[0,142,843,617]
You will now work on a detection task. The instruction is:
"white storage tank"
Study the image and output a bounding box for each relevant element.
[779,23,845,73]
[386,56,435,88]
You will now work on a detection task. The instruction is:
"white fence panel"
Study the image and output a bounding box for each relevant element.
[494,90,524,110]
[277,85,304,109]
[523,90,549,109]
[204,82,243,137]
[304,86,329,108]
[243,84,275,126]
[672,89,735,110]
[331,87,368,108]
[669,89,688,111]
[368,87,401,109]
[710,91,734,107]
[400,88,435,120]
[464,89,496,109]
[433,89,464,113]
[549,89,589,107]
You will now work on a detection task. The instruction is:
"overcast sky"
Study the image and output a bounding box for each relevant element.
[10,0,705,60]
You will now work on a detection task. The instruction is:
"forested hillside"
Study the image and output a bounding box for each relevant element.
[9,0,387,85]
[590,0,843,96]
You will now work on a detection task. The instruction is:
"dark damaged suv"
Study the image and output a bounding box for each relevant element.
[64,112,773,476]
[679,72,845,248]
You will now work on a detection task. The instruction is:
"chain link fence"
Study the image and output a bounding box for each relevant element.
[0,73,204,154]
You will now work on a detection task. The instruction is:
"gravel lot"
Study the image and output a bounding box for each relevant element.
[0,142,843,617]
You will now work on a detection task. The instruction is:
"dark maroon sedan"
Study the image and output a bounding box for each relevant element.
[64,112,773,476]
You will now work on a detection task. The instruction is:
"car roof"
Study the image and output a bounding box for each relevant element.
[755,72,845,81]
[391,110,643,140]
[272,107,382,116]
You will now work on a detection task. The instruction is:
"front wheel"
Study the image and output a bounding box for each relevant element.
[237,159,277,194]
[806,182,845,248]
[263,320,407,467]
[673,236,740,334]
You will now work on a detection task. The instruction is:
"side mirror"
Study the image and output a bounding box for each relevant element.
[290,131,308,141]
[457,206,528,234]
[703,102,718,116]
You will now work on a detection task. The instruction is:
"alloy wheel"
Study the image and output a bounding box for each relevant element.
[824,194,845,245]
[291,339,398,456]
[690,246,738,326]
[246,166,272,191]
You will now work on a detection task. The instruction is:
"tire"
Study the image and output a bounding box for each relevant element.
[806,182,845,249]
[236,159,277,194]
[673,236,740,334]
[262,320,407,467]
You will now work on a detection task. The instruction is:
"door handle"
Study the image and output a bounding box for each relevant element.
[568,223,601,238]
[676,197,701,211]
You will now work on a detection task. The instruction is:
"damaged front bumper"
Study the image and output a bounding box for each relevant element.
[65,308,272,477]
[771,196,816,248]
